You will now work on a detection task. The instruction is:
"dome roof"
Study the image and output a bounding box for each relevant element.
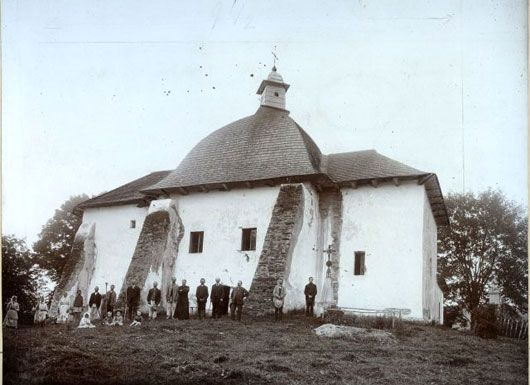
[145,106,323,192]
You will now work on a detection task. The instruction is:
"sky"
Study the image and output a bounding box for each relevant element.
[3,0,527,245]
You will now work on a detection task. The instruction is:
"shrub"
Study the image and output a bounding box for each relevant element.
[443,305,460,327]
[472,304,499,339]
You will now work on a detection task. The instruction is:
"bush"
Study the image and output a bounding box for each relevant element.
[443,305,460,327]
[472,304,499,339]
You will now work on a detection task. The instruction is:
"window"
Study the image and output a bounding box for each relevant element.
[130,220,136,229]
[274,92,279,97]
[241,228,257,251]
[354,251,365,275]
[189,231,204,253]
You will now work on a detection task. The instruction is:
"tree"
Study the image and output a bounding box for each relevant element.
[33,194,89,282]
[2,235,41,322]
[438,189,528,317]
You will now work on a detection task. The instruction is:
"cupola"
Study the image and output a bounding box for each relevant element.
[256,66,290,110]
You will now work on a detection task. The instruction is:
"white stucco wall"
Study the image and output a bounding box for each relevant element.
[422,192,443,323]
[284,183,321,310]
[168,186,281,306]
[84,205,148,295]
[337,181,425,319]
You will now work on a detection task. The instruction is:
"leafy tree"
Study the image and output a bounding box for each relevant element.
[2,235,41,321]
[33,194,89,282]
[438,190,528,317]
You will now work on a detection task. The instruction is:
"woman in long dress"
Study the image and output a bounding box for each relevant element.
[3,296,20,328]
[34,297,48,327]
[174,280,190,320]
[57,293,70,324]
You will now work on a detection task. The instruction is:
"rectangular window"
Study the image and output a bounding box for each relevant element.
[130,220,136,229]
[354,251,365,275]
[241,228,257,251]
[189,231,204,253]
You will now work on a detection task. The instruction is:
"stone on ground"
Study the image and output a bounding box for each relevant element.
[314,323,394,342]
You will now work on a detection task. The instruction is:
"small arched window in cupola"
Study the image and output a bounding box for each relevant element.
[274,92,279,97]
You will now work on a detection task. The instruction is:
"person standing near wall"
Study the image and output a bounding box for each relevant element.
[210,277,224,319]
[195,278,209,320]
[175,279,190,320]
[304,277,317,317]
[3,296,19,329]
[230,281,249,321]
[106,285,117,314]
[126,281,141,321]
[88,287,102,321]
[34,297,49,327]
[57,293,70,324]
[72,289,84,325]
[273,278,286,321]
[166,277,178,319]
[147,282,161,320]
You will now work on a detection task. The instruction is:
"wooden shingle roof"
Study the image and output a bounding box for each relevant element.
[324,150,425,182]
[143,106,323,193]
[78,112,448,225]
[323,150,448,226]
[78,171,171,209]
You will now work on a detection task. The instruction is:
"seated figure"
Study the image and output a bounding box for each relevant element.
[112,311,124,326]
[78,312,96,329]
[130,310,142,327]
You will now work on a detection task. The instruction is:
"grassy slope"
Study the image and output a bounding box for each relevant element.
[3,314,527,385]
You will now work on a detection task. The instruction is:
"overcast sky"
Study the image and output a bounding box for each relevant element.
[3,0,527,245]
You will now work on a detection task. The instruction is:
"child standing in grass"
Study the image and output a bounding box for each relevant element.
[130,310,142,327]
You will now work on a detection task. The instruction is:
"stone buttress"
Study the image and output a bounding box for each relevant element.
[50,222,97,315]
[118,200,184,312]
[246,184,305,315]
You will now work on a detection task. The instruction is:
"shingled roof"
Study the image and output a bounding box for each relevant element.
[143,106,323,193]
[323,150,448,226]
[78,171,171,209]
[324,150,426,182]
[77,68,448,225]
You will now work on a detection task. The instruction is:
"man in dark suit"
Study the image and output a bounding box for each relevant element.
[304,277,317,317]
[89,286,102,320]
[126,281,141,321]
[195,278,209,320]
[106,284,117,314]
[211,277,224,319]
[147,281,162,320]
[230,281,249,321]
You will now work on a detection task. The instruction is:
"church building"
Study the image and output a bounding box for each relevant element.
[53,67,448,323]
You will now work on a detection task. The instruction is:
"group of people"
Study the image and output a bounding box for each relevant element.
[3,276,319,330]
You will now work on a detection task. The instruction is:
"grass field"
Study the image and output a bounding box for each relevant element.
[3,314,527,385]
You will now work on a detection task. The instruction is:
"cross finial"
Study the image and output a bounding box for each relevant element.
[272,46,278,71]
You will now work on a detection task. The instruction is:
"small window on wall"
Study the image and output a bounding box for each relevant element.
[354,251,366,275]
[130,220,136,229]
[189,231,204,253]
[241,228,257,251]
